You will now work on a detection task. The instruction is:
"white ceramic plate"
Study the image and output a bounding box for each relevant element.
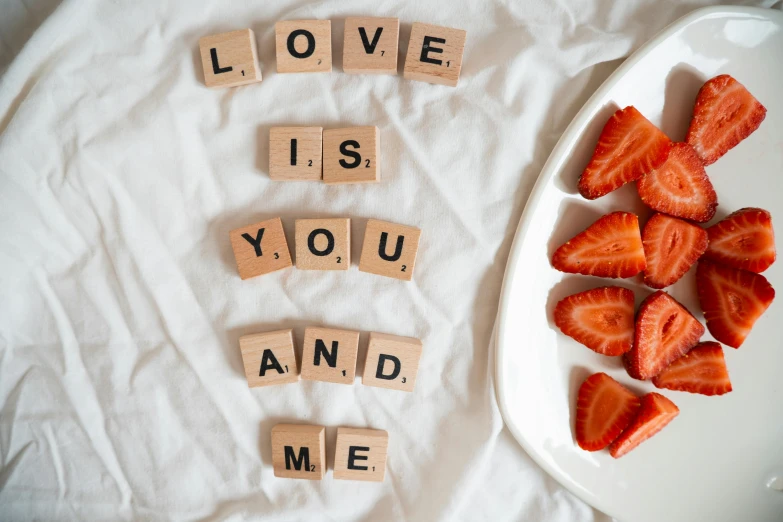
[494,6,783,522]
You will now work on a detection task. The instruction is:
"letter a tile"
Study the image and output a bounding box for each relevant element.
[358,219,420,281]
[361,332,422,392]
[239,329,299,388]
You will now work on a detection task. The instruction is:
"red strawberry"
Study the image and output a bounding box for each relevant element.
[652,341,732,396]
[624,291,704,380]
[686,74,767,165]
[552,212,646,278]
[579,106,672,199]
[609,392,679,458]
[696,260,775,348]
[637,143,718,223]
[576,372,641,451]
[704,208,776,274]
[641,213,709,289]
[554,287,635,356]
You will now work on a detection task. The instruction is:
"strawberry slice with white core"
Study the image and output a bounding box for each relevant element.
[576,372,641,451]
[637,142,718,223]
[642,213,709,289]
[609,392,679,458]
[686,74,767,165]
[552,212,646,278]
[704,208,776,274]
[696,260,775,348]
[624,291,705,380]
[579,106,672,199]
[652,341,732,396]
[554,287,635,356]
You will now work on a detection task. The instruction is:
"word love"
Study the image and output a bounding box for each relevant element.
[240,328,423,392]
[198,17,467,88]
[270,126,379,183]
[272,424,389,482]
[229,217,421,281]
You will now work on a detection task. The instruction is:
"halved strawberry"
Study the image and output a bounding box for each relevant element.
[624,291,704,380]
[637,143,718,223]
[696,260,775,348]
[579,106,672,199]
[652,341,732,396]
[686,74,767,165]
[552,212,646,278]
[609,392,679,458]
[576,372,641,451]
[641,213,709,289]
[554,287,635,355]
[704,208,776,273]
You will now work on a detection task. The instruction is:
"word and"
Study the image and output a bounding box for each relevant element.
[198,17,467,88]
[229,217,422,281]
[271,424,389,482]
[239,327,423,392]
[269,126,379,183]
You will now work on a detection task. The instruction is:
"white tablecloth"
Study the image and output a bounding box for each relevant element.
[1,1,779,520]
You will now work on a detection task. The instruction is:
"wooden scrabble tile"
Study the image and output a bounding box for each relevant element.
[343,17,399,75]
[358,219,420,281]
[295,219,350,270]
[300,327,360,384]
[403,23,467,87]
[323,127,380,184]
[269,127,323,181]
[275,20,332,73]
[362,332,423,392]
[239,329,299,388]
[199,29,262,88]
[229,218,292,279]
[271,424,326,479]
[333,427,389,482]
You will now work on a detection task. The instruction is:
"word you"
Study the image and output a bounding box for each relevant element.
[229,217,421,281]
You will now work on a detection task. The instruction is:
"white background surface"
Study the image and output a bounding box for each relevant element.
[0,1,779,521]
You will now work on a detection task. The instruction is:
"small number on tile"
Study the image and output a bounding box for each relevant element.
[401,265,407,272]
[274,253,280,259]
[308,159,313,166]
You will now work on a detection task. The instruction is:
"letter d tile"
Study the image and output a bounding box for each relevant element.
[361,332,423,392]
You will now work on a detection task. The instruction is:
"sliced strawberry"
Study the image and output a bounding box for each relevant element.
[696,260,775,348]
[576,372,641,451]
[552,212,646,278]
[652,341,732,396]
[609,392,679,458]
[579,106,672,199]
[554,287,635,355]
[686,74,767,165]
[624,291,704,380]
[637,143,718,222]
[641,213,709,289]
[704,208,776,274]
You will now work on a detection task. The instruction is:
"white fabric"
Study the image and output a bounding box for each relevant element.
[0,1,779,520]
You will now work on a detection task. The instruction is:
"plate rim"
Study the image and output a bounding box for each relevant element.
[493,4,783,519]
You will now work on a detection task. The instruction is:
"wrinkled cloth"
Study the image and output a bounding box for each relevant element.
[0,1,779,521]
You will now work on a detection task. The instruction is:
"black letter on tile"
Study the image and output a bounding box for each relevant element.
[378,232,404,261]
[339,140,361,168]
[347,446,370,470]
[259,349,284,376]
[420,36,445,65]
[287,29,316,58]
[210,48,233,74]
[308,229,335,256]
[376,354,401,380]
[284,446,310,471]
[314,339,338,367]
[290,138,297,166]
[242,229,265,257]
[358,27,383,54]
